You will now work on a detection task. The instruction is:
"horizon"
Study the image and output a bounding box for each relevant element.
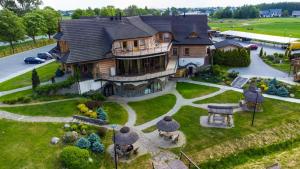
[41,0,300,10]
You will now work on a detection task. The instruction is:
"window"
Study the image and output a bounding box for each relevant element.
[172,48,178,56]
[122,41,127,49]
[184,48,190,56]
[139,39,145,46]
[134,40,138,48]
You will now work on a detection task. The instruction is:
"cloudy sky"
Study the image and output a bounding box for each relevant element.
[42,0,299,10]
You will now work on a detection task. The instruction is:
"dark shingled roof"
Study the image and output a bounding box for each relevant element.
[56,15,212,64]
[214,40,243,49]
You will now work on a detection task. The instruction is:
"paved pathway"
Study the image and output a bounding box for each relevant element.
[0,44,56,83]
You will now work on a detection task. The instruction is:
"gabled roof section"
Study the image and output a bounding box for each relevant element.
[214,40,243,49]
[55,15,212,64]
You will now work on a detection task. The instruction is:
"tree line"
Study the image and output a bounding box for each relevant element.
[213,2,300,19]
[0,0,60,53]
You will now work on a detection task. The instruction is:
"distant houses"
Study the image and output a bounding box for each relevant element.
[259,9,282,17]
[292,11,300,17]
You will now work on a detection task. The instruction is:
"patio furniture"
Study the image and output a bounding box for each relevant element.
[207,105,234,127]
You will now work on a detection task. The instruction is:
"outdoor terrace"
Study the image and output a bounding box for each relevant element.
[113,42,172,57]
[95,58,177,82]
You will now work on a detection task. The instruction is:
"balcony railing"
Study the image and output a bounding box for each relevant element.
[113,42,172,57]
[95,58,177,82]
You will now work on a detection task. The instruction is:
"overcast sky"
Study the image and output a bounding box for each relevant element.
[42,0,299,10]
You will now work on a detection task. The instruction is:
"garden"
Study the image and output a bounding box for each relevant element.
[245,78,300,99]
[259,48,291,73]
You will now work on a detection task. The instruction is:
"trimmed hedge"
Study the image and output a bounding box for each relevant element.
[213,48,250,67]
[35,76,76,95]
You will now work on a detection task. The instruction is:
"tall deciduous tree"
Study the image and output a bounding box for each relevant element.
[32,68,40,89]
[100,6,116,16]
[40,7,60,39]
[0,9,25,53]
[0,0,42,15]
[23,10,46,43]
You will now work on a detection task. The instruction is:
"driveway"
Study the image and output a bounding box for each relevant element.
[213,37,293,82]
[0,44,56,83]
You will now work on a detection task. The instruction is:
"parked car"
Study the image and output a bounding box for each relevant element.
[24,57,45,64]
[246,44,258,50]
[37,52,52,60]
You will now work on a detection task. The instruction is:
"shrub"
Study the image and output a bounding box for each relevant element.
[97,127,108,137]
[213,48,250,67]
[228,70,239,79]
[79,123,88,131]
[87,133,101,144]
[83,91,106,101]
[276,87,289,97]
[75,137,91,149]
[55,68,65,77]
[35,76,76,95]
[71,124,78,131]
[266,84,277,95]
[32,69,40,90]
[91,141,105,153]
[77,104,86,110]
[3,99,18,105]
[97,108,107,121]
[63,131,77,143]
[90,112,97,119]
[268,78,278,87]
[212,65,223,76]
[60,146,90,169]
[85,101,102,110]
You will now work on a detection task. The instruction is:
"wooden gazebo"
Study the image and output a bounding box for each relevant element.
[291,58,300,82]
[243,84,264,111]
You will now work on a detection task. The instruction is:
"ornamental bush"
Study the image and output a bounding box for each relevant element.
[91,141,105,153]
[276,87,289,97]
[213,48,250,67]
[267,84,277,95]
[88,133,100,144]
[85,101,102,110]
[75,137,91,149]
[60,146,90,169]
[97,108,107,121]
[35,76,76,95]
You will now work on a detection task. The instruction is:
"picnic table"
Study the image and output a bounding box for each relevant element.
[207,105,234,127]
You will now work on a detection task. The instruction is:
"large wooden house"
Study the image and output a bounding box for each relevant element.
[52,15,212,97]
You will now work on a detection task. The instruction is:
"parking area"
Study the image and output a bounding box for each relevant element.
[0,44,56,83]
[212,37,291,81]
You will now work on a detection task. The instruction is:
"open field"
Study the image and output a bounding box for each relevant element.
[0,61,60,91]
[209,18,300,38]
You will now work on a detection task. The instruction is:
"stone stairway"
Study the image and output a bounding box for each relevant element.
[231,76,249,89]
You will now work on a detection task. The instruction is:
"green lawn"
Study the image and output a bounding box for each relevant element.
[0,61,60,91]
[173,98,300,164]
[194,90,242,104]
[176,82,220,99]
[128,94,176,125]
[263,59,291,73]
[0,120,152,169]
[0,99,85,117]
[0,89,33,102]
[209,18,300,38]
[103,102,128,125]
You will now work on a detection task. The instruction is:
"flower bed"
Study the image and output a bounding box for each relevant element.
[247,78,300,99]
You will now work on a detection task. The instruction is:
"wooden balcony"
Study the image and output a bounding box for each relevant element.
[113,42,172,57]
[95,58,177,82]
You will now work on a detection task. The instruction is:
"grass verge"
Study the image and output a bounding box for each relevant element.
[193,90,242,104]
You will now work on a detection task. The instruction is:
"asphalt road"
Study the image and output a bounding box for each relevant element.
[0,44,56,83]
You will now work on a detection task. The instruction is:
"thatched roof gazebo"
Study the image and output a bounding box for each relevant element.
[243,84,264,111]
[114,126,139,146]
[156,116,180,132]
